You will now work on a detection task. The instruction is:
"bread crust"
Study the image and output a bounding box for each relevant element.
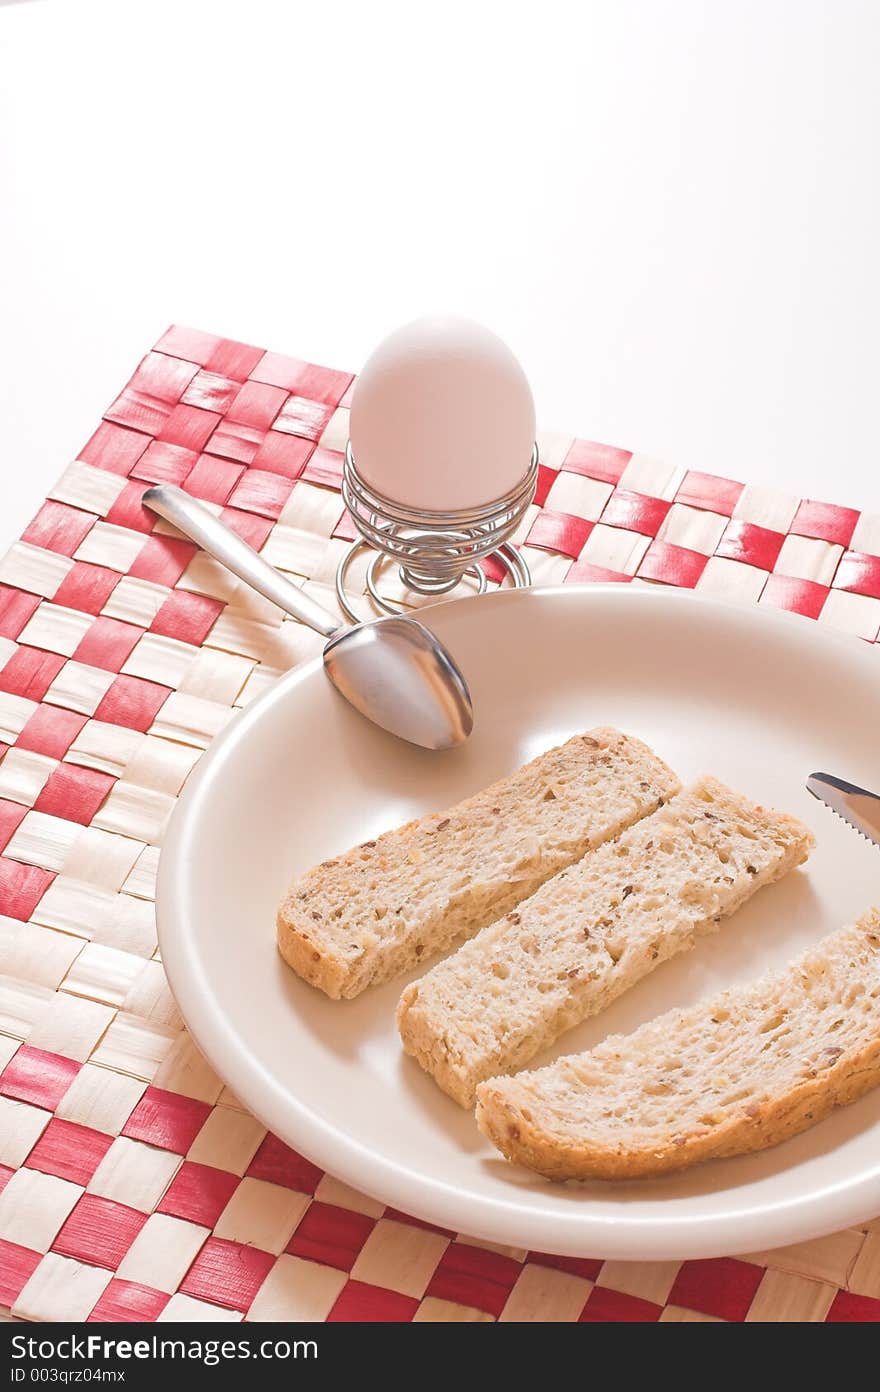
[395,996,483,1106]
[476,1038,880,1180]
[476,909,880,1180]
[275,910,351,1000]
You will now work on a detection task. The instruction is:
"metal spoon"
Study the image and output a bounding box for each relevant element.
[142,485,473,750]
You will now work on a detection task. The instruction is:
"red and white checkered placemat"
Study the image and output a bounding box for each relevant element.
[1,326,879,1324]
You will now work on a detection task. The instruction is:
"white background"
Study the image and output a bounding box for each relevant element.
[1,0,879,553]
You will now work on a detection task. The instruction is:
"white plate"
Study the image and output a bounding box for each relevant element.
[158,586,880,1260]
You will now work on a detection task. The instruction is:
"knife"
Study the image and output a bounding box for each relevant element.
[806,772,880,849]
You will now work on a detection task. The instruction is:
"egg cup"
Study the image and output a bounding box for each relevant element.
[335,442,538,623]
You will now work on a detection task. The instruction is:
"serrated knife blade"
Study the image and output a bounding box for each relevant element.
[806,773,880,849]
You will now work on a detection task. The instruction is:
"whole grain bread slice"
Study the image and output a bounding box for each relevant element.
[397,777,814,1105]
[476,909,880,1180]
[277,727,680,998]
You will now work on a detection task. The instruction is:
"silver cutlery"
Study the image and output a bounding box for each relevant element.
[143,485,473,751]
[806,772,880,849]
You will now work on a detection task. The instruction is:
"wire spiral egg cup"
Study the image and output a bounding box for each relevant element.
[335,443,538,623]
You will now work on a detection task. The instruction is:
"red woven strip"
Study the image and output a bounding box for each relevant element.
[25,1118,114,1186]
[129,535,197,587]
[73,616,143,671]
[150,591,225,645]
[250,353,353,407]
[834,550,880,599]
[716,519,785,570]
[0,1240,42,1308]
[638,540,708,587]
[285,1201,374,1272]
[327,1280,418,1323]
[246,1134,323,1194]
[676,470,743,516]
[154,325,222,367]
[0,586,41,639]
[425,1242,520,1318]
[22,502,97,558]
[227,469,296,520]
[155,1161,240,1228]
[526,510,593,558]
[78,422,151,476]
[87,1280,171,1323]
[105,481,157,535]
[669,1257,764,1321]
[179,1237,273,1312]
[761,573,829,619]
[245,352,312,391]
[131,441,199,488]
[104,389,172,437]
[203,339,264,382]
[580,1286,662,1322]
[332,511,359,543]
[600,489,671,535]
[182,370,239,415]
[93,675,172,731]
[52,1195,148,1268]
[53,563,121,616]
[0,1046,80,1110]
[251,430,315,480]
[0,859,55,920]
[182,454,246,505]
[301,447,344,490]
[0,647,66,701]
[33,764,116,825]
[226,380,287,430]
[15,706,87,760]
[562,439,632,485]
[565,560,632,584]
[526,1250,604,1281]
[273,395,333,443]
[791,499,859,547]
[204,419,266,466]
[381,1208,456,1239]
[826,1290,880,1322]
[0,799,27,847]
[294,362,354,406]
[128,352,200,404]
[157,405,222,454]
[122,1087,212,1154]
[533,463,557,508]
[219,508,274,551]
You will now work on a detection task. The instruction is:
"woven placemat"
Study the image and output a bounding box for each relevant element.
[1,325,879,1324]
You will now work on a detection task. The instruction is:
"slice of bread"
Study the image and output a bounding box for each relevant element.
[476,909,880,1180]
[276,727,679,999]
[398,777,814,1106]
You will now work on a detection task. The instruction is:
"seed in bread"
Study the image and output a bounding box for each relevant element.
[475,909,880,1180]
[397,777,814,1106]
[276,727,680,998]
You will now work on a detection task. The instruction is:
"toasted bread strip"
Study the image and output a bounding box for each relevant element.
[277,728,680,998]
[398,778,814,1105]
[476,909,880,1180]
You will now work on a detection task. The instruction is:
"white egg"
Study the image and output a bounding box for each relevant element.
[348,316,536,512]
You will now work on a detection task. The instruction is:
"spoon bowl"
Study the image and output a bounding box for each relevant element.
[323,614,473,749]
[142,484,474,750]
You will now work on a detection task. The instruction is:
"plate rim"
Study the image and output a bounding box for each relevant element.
[156,584,880,1259]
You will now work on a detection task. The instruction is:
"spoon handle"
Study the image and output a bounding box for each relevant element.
[142,485,341,639]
